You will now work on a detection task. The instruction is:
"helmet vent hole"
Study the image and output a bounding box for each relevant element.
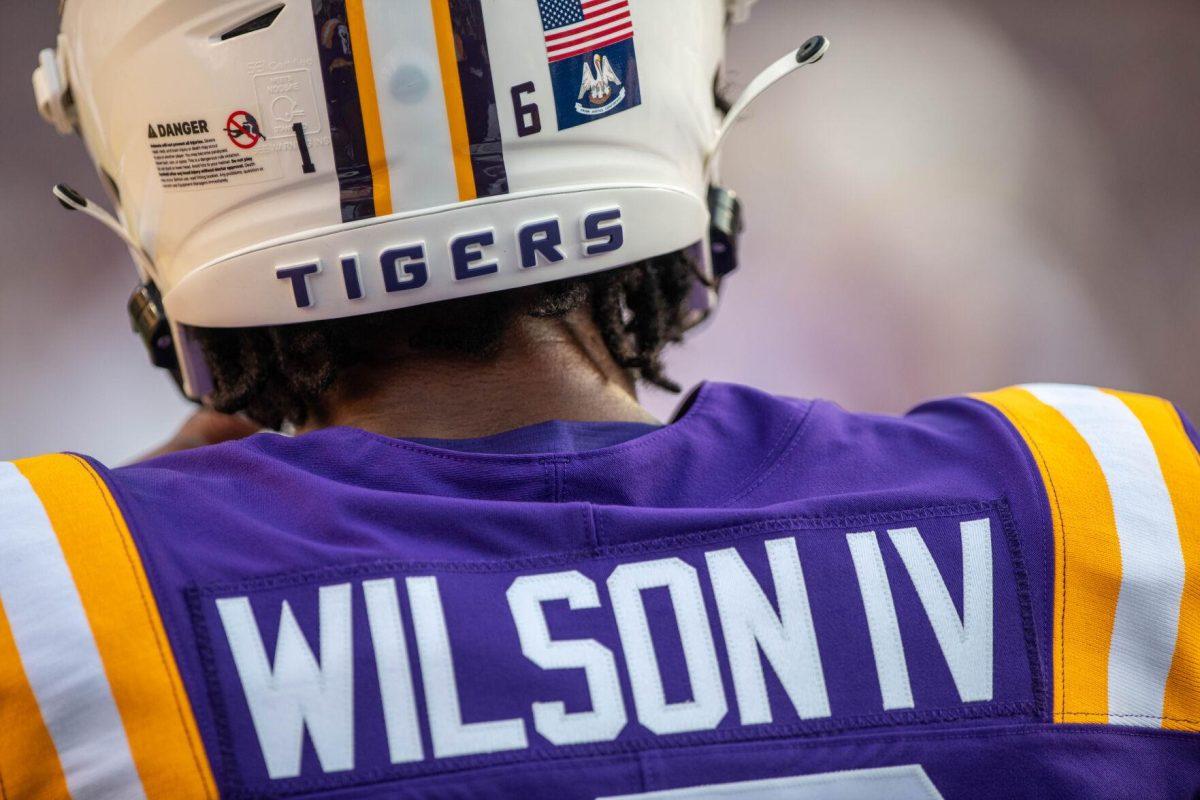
[220,5,284,41]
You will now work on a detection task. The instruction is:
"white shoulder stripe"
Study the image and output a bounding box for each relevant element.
[0,461,147,799]
[1023,384,1186,726]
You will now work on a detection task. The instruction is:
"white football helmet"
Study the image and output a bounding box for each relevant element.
[34,0,826,398]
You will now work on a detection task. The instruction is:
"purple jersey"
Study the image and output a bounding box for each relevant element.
[1,382,1198,799]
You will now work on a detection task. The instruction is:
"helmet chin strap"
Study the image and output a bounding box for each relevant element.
[688,35,829,326]
[706,34,830,180]
[52,182,190,393]
[52,183,159,282]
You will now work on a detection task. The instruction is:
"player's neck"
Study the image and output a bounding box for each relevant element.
[306,310,660,440]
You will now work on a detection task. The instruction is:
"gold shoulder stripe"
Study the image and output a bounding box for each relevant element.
[15,454,217,798]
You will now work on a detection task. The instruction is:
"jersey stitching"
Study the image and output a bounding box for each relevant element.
[965,399,1055,654]
[299,388,814,516]
[235,719,1196,800]
[225,708,1198,800]
[973,397,1068,721]
[584,504,599,550]
[69,455,215,799]
[538,458,556,503]
[213,701,1038,798]
[1060,710,1199,723]
[192,501,999,594]
[628,719,1200,764]
[719,399,816,506]
[996,499,1049,718]
[634,749,649,793]
[338,382,717,465]
[325,387,819,505]
[594,503,607,546]
[187,586,244,794]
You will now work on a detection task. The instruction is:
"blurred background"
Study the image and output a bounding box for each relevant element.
[2,0,1197,464]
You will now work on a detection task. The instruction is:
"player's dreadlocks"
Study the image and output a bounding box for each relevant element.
[193,253,697,430]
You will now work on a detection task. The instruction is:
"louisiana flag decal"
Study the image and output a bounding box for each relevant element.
[538,0,642,130]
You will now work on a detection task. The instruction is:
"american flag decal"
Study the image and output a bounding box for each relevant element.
[537,0,642,130]
[540,0,634,62]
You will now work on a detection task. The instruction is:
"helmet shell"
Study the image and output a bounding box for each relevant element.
[55,0,730,332]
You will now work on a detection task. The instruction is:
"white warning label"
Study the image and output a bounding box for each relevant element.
[148,111,279,191]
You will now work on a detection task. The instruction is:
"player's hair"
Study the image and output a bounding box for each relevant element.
[193,254,696,430]
[194,85,732,431]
